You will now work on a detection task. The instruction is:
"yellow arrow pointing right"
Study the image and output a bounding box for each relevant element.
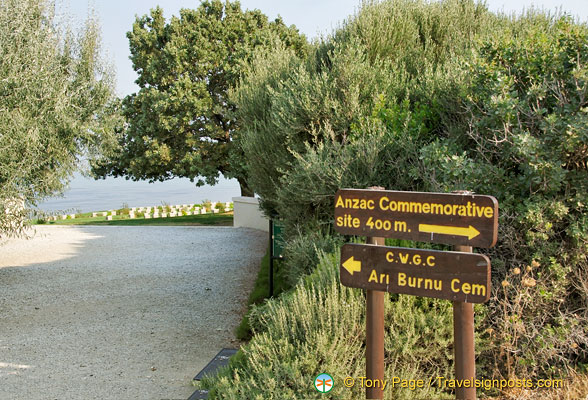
[342,256,361,275]
[418,224,480,240]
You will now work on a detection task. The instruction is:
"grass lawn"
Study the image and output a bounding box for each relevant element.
[36,212,233,226]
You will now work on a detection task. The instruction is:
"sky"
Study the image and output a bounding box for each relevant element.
[58,0,588,98]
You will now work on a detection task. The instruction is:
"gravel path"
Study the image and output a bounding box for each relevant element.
[0,225,266,400]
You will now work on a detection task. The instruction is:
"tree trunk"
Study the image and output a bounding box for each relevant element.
[237,177,254,197]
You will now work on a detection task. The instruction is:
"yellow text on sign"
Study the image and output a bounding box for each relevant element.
[451,279,486,297]
[398,273,443,291]
[335,195,494,219]
[385,251,436,266]
[335,214,361,228]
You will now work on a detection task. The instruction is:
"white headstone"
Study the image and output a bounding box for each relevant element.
[92,213,98,218]
[145,214,151,219]
[201,208,207,214]
[107,216,113,221]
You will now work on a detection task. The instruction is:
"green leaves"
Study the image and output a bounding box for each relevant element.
[0,0,116,237]
[233,0,588,385]
[93,0,307,195]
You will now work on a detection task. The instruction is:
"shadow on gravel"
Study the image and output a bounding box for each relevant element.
[0,226,266,400]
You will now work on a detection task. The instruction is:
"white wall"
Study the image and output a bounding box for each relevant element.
[232,196,269,232]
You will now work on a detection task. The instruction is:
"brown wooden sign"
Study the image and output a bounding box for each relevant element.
[334,189,498,248]
[340,244,491,303]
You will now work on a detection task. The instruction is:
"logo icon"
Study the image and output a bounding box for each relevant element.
[314,373,334,393]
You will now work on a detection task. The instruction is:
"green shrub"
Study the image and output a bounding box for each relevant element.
[120,203,130,215]
[201,199,212,211]
[282,230,344,287]
[235,0,497,225]
[235,247,288,341]
[400,12,588,379]
[227,0,587,391]
[202,252,454,399]
[453,14,588,379]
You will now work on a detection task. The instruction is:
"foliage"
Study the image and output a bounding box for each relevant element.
[91,0,307,196]
[0,0,116,237]
[408,12,588,379]
[235,0,496,224]
[235,246,288,341]
[281,229,343,287]
[218,0,588,394]
[201,252,454,399]
[454,14,588,379]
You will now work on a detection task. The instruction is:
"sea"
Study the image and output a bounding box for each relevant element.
[36,172,241,214]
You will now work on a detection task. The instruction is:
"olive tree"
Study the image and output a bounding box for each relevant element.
[0,0,117,237]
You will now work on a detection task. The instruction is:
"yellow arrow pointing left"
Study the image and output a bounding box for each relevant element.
[342,256,361,275]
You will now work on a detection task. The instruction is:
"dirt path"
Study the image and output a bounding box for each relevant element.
[0,225,266,400]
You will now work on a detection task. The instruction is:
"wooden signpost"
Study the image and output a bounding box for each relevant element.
[340,244,490,303]
[334,188,498,400]
[335,189,498,248]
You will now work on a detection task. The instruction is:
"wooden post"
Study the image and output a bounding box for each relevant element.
[335,187,494,400]
[366,235,385,399]
[453,244,476,400]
